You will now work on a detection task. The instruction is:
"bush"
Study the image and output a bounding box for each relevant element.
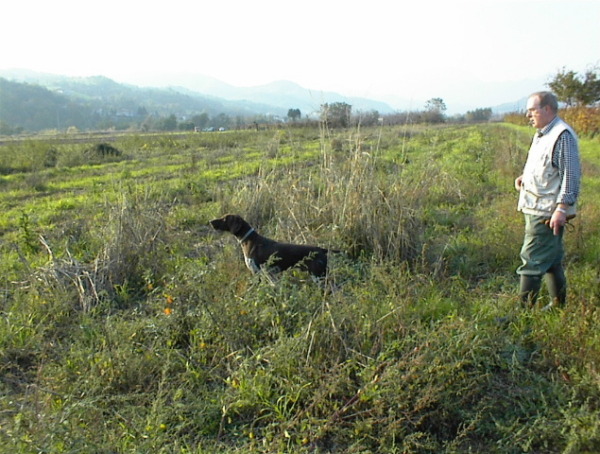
[560,106,600,136]
[1,126,599,453]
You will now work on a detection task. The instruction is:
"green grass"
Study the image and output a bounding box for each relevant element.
[0,125,599,453]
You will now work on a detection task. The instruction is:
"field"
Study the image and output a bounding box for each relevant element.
[1,123,599,453]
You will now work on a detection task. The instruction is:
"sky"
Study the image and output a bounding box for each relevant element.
[2,0,599,113]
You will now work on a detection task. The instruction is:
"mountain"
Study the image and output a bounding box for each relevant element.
[1,69,395,120]
[0,69,530,134]
[0,77,92,132]
[0,71,297,133]
[176,79,394,115]
[491,98,528,115]
[106,71,397,116]
[0,69,284,115]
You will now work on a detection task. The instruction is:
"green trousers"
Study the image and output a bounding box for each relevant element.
[517,214,567,306]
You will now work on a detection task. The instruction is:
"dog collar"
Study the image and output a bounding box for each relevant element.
[238,228,255,243]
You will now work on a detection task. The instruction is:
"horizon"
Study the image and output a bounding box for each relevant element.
[1,67,530,116]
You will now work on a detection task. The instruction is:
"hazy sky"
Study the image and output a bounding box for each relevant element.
[2,0,599,112]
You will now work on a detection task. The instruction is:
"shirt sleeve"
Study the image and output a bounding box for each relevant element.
[552,130,581,206]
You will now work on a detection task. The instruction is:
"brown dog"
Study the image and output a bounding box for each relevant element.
[210,214,331,278]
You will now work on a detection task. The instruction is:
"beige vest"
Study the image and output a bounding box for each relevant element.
[518,118,577,217]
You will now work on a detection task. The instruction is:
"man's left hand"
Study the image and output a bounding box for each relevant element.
[549,210,567,236]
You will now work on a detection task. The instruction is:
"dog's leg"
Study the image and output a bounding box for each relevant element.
[244,256,260,274]
[262,268,279,286]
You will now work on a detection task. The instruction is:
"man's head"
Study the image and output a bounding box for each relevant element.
[526,91,558,129]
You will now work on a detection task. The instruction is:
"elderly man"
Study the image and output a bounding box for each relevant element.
[514,91,581,308]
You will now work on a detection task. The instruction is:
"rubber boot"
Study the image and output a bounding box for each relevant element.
[519,275,542,307]
[545,264,567,307]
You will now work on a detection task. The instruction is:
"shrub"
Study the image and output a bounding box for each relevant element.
[32,189,172,311]
[1,126,599,453]
[560,106,600,136]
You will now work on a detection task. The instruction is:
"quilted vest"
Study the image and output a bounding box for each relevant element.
[517,117,577,217]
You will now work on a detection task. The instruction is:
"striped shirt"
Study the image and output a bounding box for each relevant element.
[537,116,581,206]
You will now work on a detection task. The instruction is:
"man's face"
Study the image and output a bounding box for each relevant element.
[526,96,555,129]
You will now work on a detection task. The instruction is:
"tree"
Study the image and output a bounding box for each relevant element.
[0,120,21,135]
[191,113,210,129]
[578,69,600,106]
[287,108,301,122]
[424,98,447,123]
[158,114,177,131]
[321,102,352,128]
[548,68,582,107]
[178,121,195,131]
[465,107,492,123]
[213,113,231,129]
[355,110,380,127]
[548,66,600,107]
[425,98,447,113]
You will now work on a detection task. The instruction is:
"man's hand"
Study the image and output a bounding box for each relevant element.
[515,175,523,191]
[549,209,567,236]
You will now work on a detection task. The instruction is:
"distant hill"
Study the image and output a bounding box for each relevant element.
[491,98,527,115]
[0,70,295,133]
[0,69,532,134]
[0,78,95,132]
[0,70,397,133]
[148,74,397,115]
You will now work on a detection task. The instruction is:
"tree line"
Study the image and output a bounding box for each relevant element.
[6,65,597,136]
[548,66,600,107]
[0,78,283,135]
[504,65,600,135]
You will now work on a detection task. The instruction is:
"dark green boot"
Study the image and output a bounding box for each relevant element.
[519,275,542,307]
[545,264,567,307]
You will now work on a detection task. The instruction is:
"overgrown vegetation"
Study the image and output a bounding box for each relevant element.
[504,65,600,136]
[505,107,600,137]
[1,123,599,453]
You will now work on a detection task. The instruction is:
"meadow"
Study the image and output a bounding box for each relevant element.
[1,123,599,453]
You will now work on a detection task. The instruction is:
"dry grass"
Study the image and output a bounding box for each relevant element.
[1,124,599,453]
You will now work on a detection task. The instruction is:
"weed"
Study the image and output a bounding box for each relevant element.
[0,126,599,453]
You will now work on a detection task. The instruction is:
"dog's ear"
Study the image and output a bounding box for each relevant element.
[226,214,243,233]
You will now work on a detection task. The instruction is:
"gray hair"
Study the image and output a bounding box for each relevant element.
[530,91,559,113]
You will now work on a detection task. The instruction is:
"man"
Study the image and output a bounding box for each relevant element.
[514,91,581,308]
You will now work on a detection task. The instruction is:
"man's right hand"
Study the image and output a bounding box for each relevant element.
[514,175,523,191]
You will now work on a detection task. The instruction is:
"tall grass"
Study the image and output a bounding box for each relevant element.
[1,124,599,453]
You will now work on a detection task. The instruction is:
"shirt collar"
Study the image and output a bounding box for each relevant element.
[538,115,559,137]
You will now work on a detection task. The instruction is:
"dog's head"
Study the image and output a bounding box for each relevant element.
[209,214,251,237]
